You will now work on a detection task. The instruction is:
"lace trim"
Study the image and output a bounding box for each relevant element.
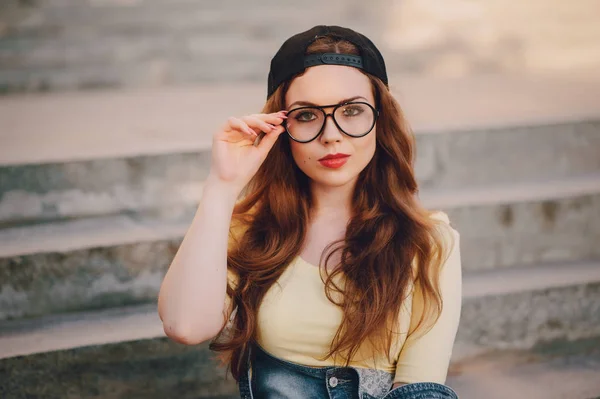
[354,367,394,398]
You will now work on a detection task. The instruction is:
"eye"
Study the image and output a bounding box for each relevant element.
[295,110,318,122]
[342,105,364,117]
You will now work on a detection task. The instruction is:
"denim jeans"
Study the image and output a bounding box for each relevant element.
[238,342,459,399]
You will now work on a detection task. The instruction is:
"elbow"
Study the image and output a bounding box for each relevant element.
[158,305,223,345]
[162,320,221,345]
[157,293,224,345]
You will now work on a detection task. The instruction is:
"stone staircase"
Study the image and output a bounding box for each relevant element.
[1,73,599,398]
[3,1,600,397]
[3,0,600,94]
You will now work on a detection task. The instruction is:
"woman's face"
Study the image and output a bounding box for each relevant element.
[284,65,377,189]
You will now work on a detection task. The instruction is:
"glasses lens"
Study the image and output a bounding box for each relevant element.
[286,102,376,142]
[333,103,375,137]
[286,107,325,142]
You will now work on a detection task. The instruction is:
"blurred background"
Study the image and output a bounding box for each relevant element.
[0,1,599,398]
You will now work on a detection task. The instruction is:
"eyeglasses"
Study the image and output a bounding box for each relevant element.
[284,101,379,143]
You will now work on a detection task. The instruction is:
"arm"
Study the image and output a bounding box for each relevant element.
[157,178,239,345]
[158,109,285,345]
[393,213,462,384]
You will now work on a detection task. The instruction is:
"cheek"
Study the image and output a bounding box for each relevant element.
[290,142,316,167]
[356,130,377,160]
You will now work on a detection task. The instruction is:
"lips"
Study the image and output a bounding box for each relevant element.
[318,153,350,161]
[318,154,350,169]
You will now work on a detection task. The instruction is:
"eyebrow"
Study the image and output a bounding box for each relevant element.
[288,96,368,109]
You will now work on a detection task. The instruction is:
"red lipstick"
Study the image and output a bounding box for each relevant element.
[318,153,350,169]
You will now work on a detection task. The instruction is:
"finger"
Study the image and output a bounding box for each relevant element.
[248,112,288,126]
[226,116,258,138]
[258,114,287,126]
[256,124,285,154]
[241,115,278,134]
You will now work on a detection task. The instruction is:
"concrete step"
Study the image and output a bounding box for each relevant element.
[0,152,210,227]
[1,178,598,321]
[1,263,598,398]
[2,122,599,228]
[2,260,597,360]
[0,303,163,360]
[456,261,600,360]
[1,77,599,226]
[2,0,600,93]
[448,336,600,399]
[0,0,380,93]
[0,326,238,399]
[0,212,187,321]
[437,175,600,272]
[3,76,599,166]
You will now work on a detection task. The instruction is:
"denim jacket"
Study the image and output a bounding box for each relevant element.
[238,342,459,399]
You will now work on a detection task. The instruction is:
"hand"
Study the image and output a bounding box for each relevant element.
[207,110,288,194]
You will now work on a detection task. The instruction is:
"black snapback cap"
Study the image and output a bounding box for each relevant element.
[267,25,388,99]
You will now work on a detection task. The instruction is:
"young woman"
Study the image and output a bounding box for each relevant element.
[158,25,462,399]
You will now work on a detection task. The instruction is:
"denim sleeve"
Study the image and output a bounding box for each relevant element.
[393,212,463,384]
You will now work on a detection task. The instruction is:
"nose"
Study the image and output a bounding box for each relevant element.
[319,113,343,144]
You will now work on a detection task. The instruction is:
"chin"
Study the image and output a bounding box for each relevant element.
[308,171,357,187]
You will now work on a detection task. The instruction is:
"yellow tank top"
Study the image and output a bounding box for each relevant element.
[225,211,462,385]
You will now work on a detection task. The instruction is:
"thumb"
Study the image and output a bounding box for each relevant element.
[256,125,285,155]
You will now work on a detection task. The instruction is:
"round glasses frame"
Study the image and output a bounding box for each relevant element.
[284,101,379,143]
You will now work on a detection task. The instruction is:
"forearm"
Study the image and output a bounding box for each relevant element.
[157,179,239,344]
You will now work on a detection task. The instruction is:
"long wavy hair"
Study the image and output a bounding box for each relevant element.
[209,35,454,380]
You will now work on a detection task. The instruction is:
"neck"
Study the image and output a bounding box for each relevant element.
[309,178,355,221]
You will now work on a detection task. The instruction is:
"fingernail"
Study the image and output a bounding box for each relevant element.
[279,110,289,114]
